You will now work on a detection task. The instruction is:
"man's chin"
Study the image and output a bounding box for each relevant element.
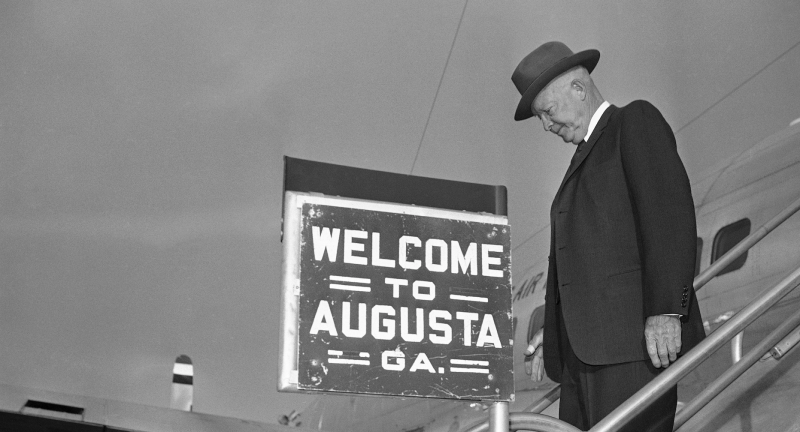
[564,135,583,145]
[554,130,580,144]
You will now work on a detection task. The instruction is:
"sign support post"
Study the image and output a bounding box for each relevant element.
[489,401,509,432]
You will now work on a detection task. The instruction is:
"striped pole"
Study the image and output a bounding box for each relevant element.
[170,355,193,411]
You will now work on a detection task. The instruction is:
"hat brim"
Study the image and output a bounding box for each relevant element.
[514,49,600,121]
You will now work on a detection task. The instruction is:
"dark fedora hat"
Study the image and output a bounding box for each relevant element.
[512,41,600,121]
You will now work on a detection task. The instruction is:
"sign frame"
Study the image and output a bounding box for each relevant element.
[278,191,513,401]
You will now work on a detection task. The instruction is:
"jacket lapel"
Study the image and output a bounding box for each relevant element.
[554,105,617,199]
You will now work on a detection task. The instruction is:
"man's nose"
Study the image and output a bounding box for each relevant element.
[540,115,552,132]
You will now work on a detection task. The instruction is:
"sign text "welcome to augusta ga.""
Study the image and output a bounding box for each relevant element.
[293,195,513,401]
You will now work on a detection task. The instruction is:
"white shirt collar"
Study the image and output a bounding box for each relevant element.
[584,101,610,142]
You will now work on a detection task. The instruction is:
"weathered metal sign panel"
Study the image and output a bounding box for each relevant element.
[279,192,513,401]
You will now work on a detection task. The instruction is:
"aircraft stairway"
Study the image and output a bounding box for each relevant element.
[465,195,800,432]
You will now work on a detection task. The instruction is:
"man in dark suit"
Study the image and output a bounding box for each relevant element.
[511,42,705,431]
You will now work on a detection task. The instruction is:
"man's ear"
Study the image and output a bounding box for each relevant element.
[571,79,587,101]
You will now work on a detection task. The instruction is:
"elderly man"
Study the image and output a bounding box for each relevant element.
[512,42,705,431]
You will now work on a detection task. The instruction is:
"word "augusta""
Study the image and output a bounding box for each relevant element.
[310,300,502,348]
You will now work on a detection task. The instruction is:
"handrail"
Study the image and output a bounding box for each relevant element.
[467,196,800,432]
[588,263,800,432]
[508,413,581,432]
[673,305,800,429]
[465,412,581,432]
[524,385,561,414]
[694,195,800,291]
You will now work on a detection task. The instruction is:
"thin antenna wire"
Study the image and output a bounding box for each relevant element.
[675,39,800,135]
[410,0,469,175]
[512,223,549,252]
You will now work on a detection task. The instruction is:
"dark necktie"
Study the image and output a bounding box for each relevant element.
[569,140,586,167]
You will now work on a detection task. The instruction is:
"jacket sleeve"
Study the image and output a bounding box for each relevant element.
[618,100,697,317]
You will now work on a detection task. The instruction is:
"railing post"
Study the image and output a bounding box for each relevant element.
[731,331,743,363]
[488,402,509,432]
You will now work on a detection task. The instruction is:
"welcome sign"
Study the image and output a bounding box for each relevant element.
[279,192,513,401]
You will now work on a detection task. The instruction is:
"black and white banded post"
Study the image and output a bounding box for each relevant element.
[170,354,193,411]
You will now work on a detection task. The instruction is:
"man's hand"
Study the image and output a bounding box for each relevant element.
[645,315,682,368]
[524,328,544,381]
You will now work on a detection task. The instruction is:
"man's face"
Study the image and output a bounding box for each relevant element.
[531,80,587,145]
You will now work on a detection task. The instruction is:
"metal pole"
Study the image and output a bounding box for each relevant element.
[488,402,509,432]
[674,306,800,429]
[730,331,743,363]
[589,263,800,432]
[509,413,582,432]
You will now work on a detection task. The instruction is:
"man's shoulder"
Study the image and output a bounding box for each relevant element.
[613,100,676,150]
[617,100,665,122]
[606,100,669,135]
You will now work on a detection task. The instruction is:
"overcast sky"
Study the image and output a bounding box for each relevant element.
[1,0,799,425]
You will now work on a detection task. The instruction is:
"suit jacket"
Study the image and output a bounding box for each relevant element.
[542,100,706,382]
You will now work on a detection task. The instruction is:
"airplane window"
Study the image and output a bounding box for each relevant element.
[527,306,545,343]
[695,237,703,277]
[711,218,751,276]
